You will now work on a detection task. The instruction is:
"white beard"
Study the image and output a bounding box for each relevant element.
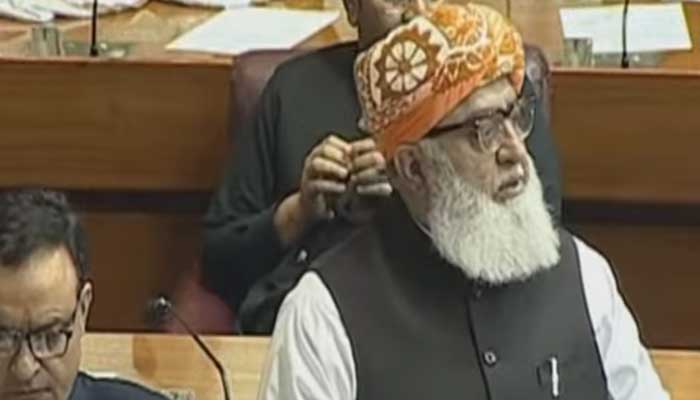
[421,144,560,285]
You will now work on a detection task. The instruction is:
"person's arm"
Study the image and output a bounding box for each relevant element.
[258,272,356,400]
[276,135,353,244]
[202,72,287,312]
[525,82,562,222]
[577,238,669,400]
[203,70,353,313]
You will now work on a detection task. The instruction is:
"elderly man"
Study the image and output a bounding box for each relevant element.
[204,0,562,334]
[257,4,668,399]
[0,189,167,400]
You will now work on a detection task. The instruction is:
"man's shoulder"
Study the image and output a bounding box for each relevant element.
[570,233,618,311]
[563,231,612,281]
[277,41,356,72]
[571,233,613,276]
[309,222,380,273]
[71,372,168,400]
[272,42,357,85]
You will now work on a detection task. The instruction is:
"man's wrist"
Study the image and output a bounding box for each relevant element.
[274,192,308,247]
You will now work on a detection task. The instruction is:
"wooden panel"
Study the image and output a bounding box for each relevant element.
[77,205,700,346]
[6,59,699,198]
[552,70,700,203]
[570,221,700,348]
[80,334,700,400]
[0,60,230,190]
[82,211,201,331]
[77,206,700,347]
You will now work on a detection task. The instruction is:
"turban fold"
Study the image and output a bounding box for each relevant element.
[354,3,525,159]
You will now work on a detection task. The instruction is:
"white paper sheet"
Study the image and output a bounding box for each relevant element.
[166,7,340,55]
[559,3,691,54]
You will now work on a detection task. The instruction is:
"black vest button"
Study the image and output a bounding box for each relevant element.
[296,249,308,263]
[483,350,498,366]
[472,285,483,300]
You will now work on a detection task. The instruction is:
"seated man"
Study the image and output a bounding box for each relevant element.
[0,189,167,400]
[258,4,668,399]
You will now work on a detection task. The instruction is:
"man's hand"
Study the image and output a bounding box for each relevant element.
[300,135,352,221]
[334,138,393,224]
[349,138,392,197]
[274,135,351,246]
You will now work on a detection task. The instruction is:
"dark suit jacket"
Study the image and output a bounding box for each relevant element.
[69,372,167,400]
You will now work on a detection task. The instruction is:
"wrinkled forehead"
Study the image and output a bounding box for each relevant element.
[0,247,79,328]
[436,77,518,128]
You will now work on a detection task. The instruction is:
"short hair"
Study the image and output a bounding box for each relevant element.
[0,189,88,282]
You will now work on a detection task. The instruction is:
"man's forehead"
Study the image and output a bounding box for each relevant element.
[436,78,517,128]
[0,247,78,326]
[0,304,73,330]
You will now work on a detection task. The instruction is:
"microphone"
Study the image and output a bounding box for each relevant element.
[89,0,99,57]
[621,0,631,68]
[147,296,232,400]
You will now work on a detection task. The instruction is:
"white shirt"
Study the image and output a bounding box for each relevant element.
[258,236,669,400]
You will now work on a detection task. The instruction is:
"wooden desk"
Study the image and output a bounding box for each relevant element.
[652,349,700,400]
[82,333,269,400]
[80,333,700,400]
[0,1,355,61]
[0,1,699,348]
[1,0,698,67]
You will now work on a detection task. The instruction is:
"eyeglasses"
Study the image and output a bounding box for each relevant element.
[0,304,79,362]
[430,94,537,153]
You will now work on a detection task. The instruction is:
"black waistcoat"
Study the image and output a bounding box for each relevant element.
[314,201,608,400]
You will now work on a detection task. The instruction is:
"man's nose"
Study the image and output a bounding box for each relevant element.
[10,342,41,383]
[496,122,529,167]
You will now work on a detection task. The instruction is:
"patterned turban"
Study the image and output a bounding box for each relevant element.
[354,2,525,159]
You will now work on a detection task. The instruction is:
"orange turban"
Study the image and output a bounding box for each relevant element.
[354,3,525,159]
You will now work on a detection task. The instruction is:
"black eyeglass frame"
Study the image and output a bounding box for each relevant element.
[427,92,538,153]
[0,282,85,362]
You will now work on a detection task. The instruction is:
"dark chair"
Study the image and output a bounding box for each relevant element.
[162,261,236,334]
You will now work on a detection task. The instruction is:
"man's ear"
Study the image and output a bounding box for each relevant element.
[393,143,427,194]
[343,0,359,27]
[78,282,94,332]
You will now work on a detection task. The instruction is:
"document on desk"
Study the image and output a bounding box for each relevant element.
[559,3,691,54]
[166,7,340,55]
